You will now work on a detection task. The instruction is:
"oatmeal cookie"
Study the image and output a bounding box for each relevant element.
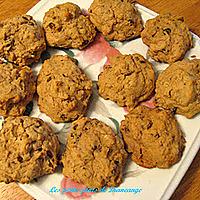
[37,55,92,123]
[120,106,185,168]
[62,117,127,189]
[141,13,192,63]
[89,0,143,41]
[43,2,96,49]
[0,15,46,66]
[98,53,155,108]
[155,59,200,118]
[0,62,35,117]
[0,116,60,183]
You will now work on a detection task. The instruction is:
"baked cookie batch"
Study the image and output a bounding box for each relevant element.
[0,0,199,190]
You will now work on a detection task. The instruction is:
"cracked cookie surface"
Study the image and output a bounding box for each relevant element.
[155,59,200,118]
[0,15,46,66]
[0,62,35,117]
[141,13,192,63]
[62,117,127,189]
[98,53,155,108]
[43,2,96,49]
[89,0,143,41]
[0,116,60,183]
[37,55,92,123]
[120,106,185,168]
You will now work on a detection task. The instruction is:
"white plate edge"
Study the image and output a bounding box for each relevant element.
[19,183,56,200]
[26,0,49,16]
[161,128,200,200]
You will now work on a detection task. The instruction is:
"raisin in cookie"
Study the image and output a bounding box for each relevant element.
[43,2,96,49]
[37,55,92,123]
[141,13,192,63]
[62,117,127,189]
[98,54,155,108]
[0,62,35,117]
[0,116,60,183]
[0,15,46,66]
[89,0,143,41]
[120,106,185,168]
[155,59,200,118]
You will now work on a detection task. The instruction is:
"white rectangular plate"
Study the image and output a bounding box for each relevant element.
[17,0,200,200]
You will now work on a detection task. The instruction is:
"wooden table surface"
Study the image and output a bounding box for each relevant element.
[0,0,199,199]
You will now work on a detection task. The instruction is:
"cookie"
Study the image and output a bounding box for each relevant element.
[0,15,46,66]
[125,0,135,3]
[0,116,60,183]
[0,62,35,117]
[155,59,200,118]
[89,0,143,41]
[141,13,192,63]
[37,55,92,123]
[120,106,185,168]
[43,2,96,49]
[98,53,155,108]
[62,117,127,189]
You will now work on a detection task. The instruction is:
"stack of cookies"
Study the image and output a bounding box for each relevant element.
[0,0,199,192]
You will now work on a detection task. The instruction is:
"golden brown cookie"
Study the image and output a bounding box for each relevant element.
[125,0,135,3]
[155,59,200,118]
[141,13,192,63]
[62,117,127,189]
[98,53,155,108]
[89,0,143,41]
[0,116,60,183]
[120,106,185,168]
[0,62,35,117]
[0,15,46,66]
[43,2,96,49]
[37,55,92,123]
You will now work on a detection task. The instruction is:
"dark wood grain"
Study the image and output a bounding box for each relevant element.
[137,0,200,35]
[0,1,199,200]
